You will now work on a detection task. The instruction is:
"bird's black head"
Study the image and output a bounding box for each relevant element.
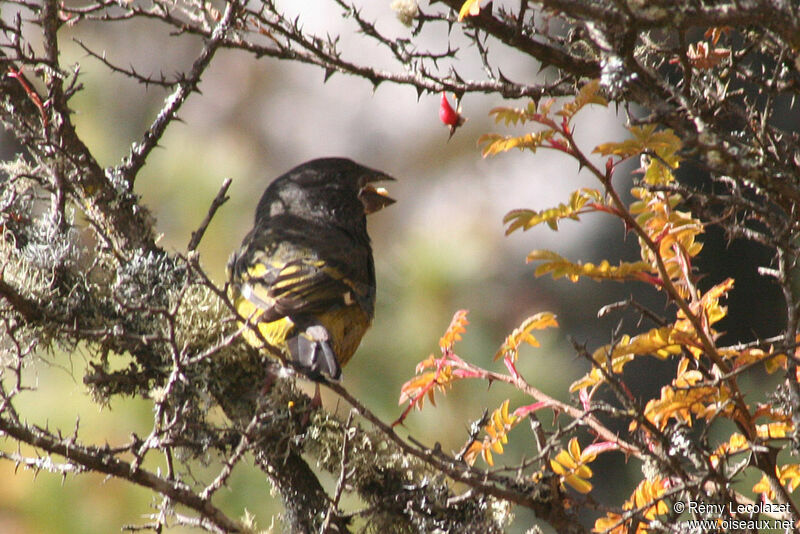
[255,158,395,231]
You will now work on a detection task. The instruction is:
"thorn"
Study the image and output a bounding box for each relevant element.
[449,67,465,84]
[497,68,511,84]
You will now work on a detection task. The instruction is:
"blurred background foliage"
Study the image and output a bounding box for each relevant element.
[0,1,788,532]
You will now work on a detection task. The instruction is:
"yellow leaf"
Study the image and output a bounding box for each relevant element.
[630,187,704,284]
[479,130,555,157]
[756,422,793,439]
[779,464,800,492]
[439,309,469,350]
[500,397,511,420]
[596,478,668,531]
[564,474,593,494]
[728,433,748,451]
[503,189,604,234]
[574,464,593,479]
[554,449,578,469]
[594,512,625,534]
[488,101,538,126]
[593,325,688,366]
[753,463,800,498]
[675,369,703,388]
[594,138,646,159]
[398,354,455,412]
[557,79,607,119]
[642,378,734,430]
[570,352,635,392]
[549,458,566,475]
[594,125,682,185]
[463,441,484,466]
[551,438,594,494]
[568,436,582,459]
[765,352,787,374]
[595,125,680,158]
[458,0,481,21]
[526,249,653,283]
[710,432,750,468]
[630,480,669,518]
[494,311,558,361]
[752,473,772,496]
[462,399,520,467]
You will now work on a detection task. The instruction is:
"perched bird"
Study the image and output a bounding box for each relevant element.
[228,158,395,381]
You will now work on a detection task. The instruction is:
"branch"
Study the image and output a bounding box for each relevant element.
[324,381,588,534]
[75,39,178,88]
[0,18,158,254]
[188,177,232,252]
[0,278,42,322]
[0,416,244,533]
[435,0,600,78]
[115,1,241,186]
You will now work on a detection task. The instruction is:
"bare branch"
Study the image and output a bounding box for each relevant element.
[0,416,244,533]
[188,178,232,252]
[115,1,241,186]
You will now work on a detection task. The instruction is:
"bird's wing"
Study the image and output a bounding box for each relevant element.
[237,254,367,323]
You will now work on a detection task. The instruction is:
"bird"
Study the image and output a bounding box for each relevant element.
[227,157,395,381]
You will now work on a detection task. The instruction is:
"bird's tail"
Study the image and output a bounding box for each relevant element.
[286,325,342,381]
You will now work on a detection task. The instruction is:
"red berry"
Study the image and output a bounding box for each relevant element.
[439,92,459,126]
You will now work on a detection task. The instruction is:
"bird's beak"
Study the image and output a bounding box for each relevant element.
[359,174,396,214]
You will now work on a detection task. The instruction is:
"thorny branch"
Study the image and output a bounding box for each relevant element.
[115,0,241,186]
[0,414,244,533]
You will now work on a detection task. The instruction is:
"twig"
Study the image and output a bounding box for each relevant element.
[188,177,232,252]
[6,67,48,134]
[74,39,178,89]
[0,416,243,533]
[200,411,261,500]
[320,410,355,533]
[324,381,567,515]
[116,1,240,186]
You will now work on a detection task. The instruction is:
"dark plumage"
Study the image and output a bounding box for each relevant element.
[228,158,395,380]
